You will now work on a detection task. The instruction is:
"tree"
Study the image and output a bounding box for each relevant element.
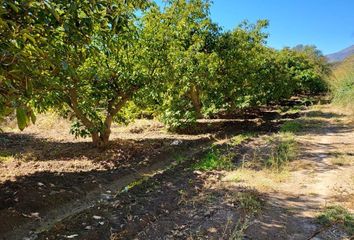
[34,0,152,147]
[142,0,220,129]
[0,0,47,129]
[1,0,330,144]
[278,45,330,94]
[211,20,272,110]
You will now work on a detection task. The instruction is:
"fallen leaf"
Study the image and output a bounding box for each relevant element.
[65,234,79,239]
[207,227,217,233]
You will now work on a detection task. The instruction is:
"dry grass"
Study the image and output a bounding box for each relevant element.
[329,154,354,166]
[222,168,289,192]
[329,55,354,115]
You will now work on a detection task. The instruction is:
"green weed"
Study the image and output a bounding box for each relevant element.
[234,189,263,215]
[193,149,233,171]
[317,205,354,235]
[0,151,14,162]
[265,133,298,170]
[228,217,251,240]
[225,189,264,239]
[282,105,302,114]
[230,132,255,146]
[121,176,150,193]
[280,121,302,133]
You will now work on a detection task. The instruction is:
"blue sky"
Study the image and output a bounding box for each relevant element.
[156,0,354,55]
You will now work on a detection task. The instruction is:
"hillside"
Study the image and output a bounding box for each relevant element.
[330,54,354,113]
[326,45,354,63]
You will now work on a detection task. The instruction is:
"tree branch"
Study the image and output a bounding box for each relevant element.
[67,88,95,131]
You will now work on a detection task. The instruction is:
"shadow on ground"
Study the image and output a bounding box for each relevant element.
[2,101,349,239]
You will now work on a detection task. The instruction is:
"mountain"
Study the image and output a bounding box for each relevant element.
[326,45,354,63]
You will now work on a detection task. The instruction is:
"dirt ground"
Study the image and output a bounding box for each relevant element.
[0,100,353,240]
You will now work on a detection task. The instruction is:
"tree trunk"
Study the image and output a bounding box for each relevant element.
[189,85,203,119]
[91,115,113,148]
[68,86,134,148]
[91,129,111,148]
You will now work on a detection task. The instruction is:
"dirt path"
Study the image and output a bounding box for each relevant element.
[244,105,354,240]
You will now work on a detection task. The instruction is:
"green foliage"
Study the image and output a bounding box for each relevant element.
[330,55,354,113]
[34,0,152,146]
[280,121,303,133]
[69,121,91,139]
[193,149,233,171]
[14,106,36,131]
[0,0,330,146]
[285,45,330,94]
[116,101,155,125]
[143,0,221,128]
[211,20,272,110]
[0,0,48,129]
[265,133,298,170]
[317,205,354,235]
[234,189,263,215]
[230,133,255,146]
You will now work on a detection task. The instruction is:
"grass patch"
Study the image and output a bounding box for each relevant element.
[0,151,15,162]
[282,105,303,114]
[329,55,354,114]
[222,168,289,191]
[192,149,233,171]
[317,205,354,235]
[229,132,255,146]
[329,154,353,166]
[120,176,150,193]
[264,133,298,171]
[228,217,251,240]
[225,189,264,239]
[280,121,303,133]
[233,189,263,215]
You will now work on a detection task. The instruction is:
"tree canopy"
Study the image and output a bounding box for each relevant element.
[0,0,330,146]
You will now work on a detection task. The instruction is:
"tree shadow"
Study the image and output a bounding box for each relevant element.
[2,100,349,239]
[304,110,344,119]
[0,131,207,163]
[279,110,354,137]
[0,108,288,165]
[244,193,322,240]
[28,164,327,240]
